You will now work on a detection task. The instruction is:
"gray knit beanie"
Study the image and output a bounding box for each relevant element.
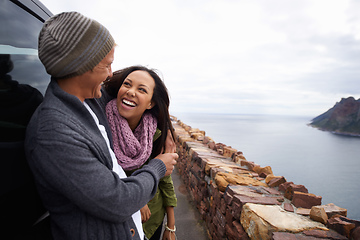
[38,11,115,79]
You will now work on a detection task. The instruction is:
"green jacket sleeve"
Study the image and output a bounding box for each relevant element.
[158,175,177,207]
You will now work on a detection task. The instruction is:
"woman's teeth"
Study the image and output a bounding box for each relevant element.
[123,99,136,107]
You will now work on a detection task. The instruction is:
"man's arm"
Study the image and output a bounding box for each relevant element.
[27,121,169,224]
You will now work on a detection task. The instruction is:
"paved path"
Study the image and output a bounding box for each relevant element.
[170,167,209,240]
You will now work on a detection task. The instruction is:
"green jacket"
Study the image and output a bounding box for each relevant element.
[126,129,177,239]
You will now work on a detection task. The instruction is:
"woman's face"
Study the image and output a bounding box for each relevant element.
[116,70,155,129]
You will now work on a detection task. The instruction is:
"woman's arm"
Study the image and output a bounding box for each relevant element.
[164,129,176,153]
[163,206,176,240]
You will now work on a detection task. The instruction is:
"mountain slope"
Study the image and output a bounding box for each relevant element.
[310,97,360,136]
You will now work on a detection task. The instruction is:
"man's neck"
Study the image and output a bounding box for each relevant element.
[57,77,85,102]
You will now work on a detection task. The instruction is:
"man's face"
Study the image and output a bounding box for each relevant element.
[82,47,115,100]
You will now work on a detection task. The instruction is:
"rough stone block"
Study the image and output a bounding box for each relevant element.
[205,157,248,177]
[215,209,226,228]
[178,136,194,145]
[264,174,276,183]
[352,226,360,240]
[227,185,284,206]
[284,183,309,200]
[253,165,273,175]
[198,201,207,217]
[296,208,311,216]
[259,172,269,178]
[214,172,267,192]
[215,142,226,149]
[283,202,294,212]
[213,190,222,208]
[256,176,265,181]
[225,208,234,225]
[233,194,282,209]
[241,203,327,240]
[232,220,249,240]
[223,146,238,158]
[223,190,233,205]
[322,203,347,218]
[327,216,355,238]
[225,223,237,240]
[231,201,242,219]
[272,232,318,240]
[263,186,282,195]
[233,151,247,164]
[202,136,211,144]
[267,176,286,188]
[292,191,322,209]
[240,160,258,171]
[190,163,203,179]
[220,198,226,214]
[213,213,226,238]
[337,217,359,233]
[278,181,293,192]
[227,185,267,197]
[302,229,348,239]
[208,141,216,150]
[191,132,204,140]
[310,205,328,224]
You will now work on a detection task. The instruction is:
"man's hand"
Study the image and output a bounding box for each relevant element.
[156,152,178,176]
[140,204,151,223]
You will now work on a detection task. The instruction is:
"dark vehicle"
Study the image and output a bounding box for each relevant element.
[0,0,52,239]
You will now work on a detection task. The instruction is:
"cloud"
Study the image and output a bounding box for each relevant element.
[40,0,360,116]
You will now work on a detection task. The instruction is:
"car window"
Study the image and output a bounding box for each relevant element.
[1,0,49,142]
[0,0,50,95]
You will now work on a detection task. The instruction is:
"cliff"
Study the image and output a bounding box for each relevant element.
[310,97,360,136]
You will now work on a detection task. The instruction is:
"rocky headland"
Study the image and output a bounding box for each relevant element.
[310,97,360,136]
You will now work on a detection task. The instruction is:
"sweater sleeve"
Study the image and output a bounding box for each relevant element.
[26,113,166,224]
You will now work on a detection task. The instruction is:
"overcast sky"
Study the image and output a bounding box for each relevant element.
[40,0,360,117]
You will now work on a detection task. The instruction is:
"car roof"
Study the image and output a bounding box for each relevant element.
[10,0,52,22]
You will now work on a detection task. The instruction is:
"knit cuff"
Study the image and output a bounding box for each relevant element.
[148,158,167,178]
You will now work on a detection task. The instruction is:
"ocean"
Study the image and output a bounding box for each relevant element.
[171,112,360,221]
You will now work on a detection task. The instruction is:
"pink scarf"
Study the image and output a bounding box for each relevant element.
[106,99,157,171]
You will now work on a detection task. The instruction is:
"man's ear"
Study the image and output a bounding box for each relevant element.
[147,101,155,110]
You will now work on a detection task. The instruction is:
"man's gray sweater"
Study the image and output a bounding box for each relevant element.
[25,79,166,240]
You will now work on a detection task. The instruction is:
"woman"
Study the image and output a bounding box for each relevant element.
[103,65,177,240]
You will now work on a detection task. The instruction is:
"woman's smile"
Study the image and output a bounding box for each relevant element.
[121,98,137,108]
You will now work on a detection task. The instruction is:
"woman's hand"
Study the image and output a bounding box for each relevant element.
[164,129,176,153]
[157,130,178,176]
[140,204,151,223]
[162,229,176,240]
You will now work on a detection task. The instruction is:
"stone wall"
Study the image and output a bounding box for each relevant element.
[172,117,360,240]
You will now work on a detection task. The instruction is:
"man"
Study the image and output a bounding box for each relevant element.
[25,11,178,240]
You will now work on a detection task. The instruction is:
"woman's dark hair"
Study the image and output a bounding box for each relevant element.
[103,65,175,158]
